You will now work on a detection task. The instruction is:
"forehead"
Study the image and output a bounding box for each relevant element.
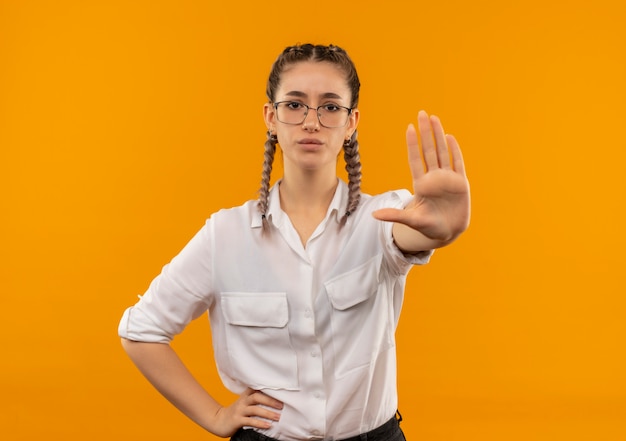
[277,61,351,100]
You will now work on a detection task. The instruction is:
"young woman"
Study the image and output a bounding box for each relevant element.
[119,43,470,441]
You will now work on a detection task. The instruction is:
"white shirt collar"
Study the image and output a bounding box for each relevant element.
[251,179,348,228]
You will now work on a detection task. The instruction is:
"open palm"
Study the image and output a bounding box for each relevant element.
[374,111,470,247]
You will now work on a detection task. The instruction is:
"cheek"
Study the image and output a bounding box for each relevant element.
[333,139,345,157]
[275,131,290,148]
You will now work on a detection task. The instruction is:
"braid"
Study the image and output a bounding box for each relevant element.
[257,131,277,229]
[342,130,361,224]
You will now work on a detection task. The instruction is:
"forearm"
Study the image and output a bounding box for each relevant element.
[120,339,222,434]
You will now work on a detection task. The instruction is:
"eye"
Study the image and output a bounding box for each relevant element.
[321,104,341,112]
[286,101,305,110]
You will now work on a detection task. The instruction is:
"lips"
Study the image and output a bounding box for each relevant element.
[298,138,323,145]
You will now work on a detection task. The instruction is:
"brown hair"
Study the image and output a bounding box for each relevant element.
[258,44,362,227]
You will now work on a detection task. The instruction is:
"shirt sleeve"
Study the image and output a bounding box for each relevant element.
[378,190,434,275]
[118,220,214,343]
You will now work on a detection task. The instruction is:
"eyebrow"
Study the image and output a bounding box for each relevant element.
[283,91,344,100]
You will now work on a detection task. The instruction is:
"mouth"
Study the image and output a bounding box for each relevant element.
[298,138,323,145]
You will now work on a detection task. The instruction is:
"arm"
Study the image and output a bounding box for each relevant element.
[373,110,471,252]
[121,339,283,438]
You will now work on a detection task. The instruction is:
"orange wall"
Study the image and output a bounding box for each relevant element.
[1,1,625,439]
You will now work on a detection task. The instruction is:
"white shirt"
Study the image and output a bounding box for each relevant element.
[118,180,432,441]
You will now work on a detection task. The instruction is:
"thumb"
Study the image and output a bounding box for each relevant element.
[372,208,411,224]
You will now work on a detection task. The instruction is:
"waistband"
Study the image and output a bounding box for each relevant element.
[338,415,400,441]
[234,415,401,441]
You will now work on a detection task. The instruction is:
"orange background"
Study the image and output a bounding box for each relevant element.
[1,0,625,439]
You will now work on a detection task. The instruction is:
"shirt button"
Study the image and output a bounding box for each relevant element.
[310,350,319,358]
[312,430,321,436]
[304,309,312,318]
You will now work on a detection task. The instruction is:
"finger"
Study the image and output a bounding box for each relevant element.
[430,115,451,169]
[248,405,281,422]
[250,391,284,411]
[241,387,257,399]
[406,123,425,180]
[242,416,274,430]
[446,134,466,176]
[417,110,438,170]
[245,391,283,422]
[372,208,420,227]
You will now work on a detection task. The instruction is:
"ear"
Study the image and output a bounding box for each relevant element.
[263,102,276,131]
[346,107,360,138]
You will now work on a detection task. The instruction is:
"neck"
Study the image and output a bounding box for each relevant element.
[279,169,338,215]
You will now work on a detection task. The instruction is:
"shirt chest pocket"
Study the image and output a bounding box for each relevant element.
[324,253,394,378]
[221,292,299,390]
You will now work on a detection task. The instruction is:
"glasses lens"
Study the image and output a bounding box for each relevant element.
[318,105,349,128]
[276,102,307,125]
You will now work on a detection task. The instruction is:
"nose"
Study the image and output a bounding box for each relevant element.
[302,106,320,131]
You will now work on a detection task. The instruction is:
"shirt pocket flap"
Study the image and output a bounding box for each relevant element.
[222,292,288,328]
[324,253,382,311]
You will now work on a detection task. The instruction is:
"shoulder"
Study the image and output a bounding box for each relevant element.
[193,199,262,253]
[208,199,259,225]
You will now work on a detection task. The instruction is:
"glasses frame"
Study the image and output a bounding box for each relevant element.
[273,101,354,128]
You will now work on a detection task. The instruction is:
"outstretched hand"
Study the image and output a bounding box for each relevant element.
[373,110,470,251]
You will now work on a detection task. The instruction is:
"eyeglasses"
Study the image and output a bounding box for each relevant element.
[273,101,353,128]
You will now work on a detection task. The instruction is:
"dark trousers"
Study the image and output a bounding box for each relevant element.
[231,414,405,441]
